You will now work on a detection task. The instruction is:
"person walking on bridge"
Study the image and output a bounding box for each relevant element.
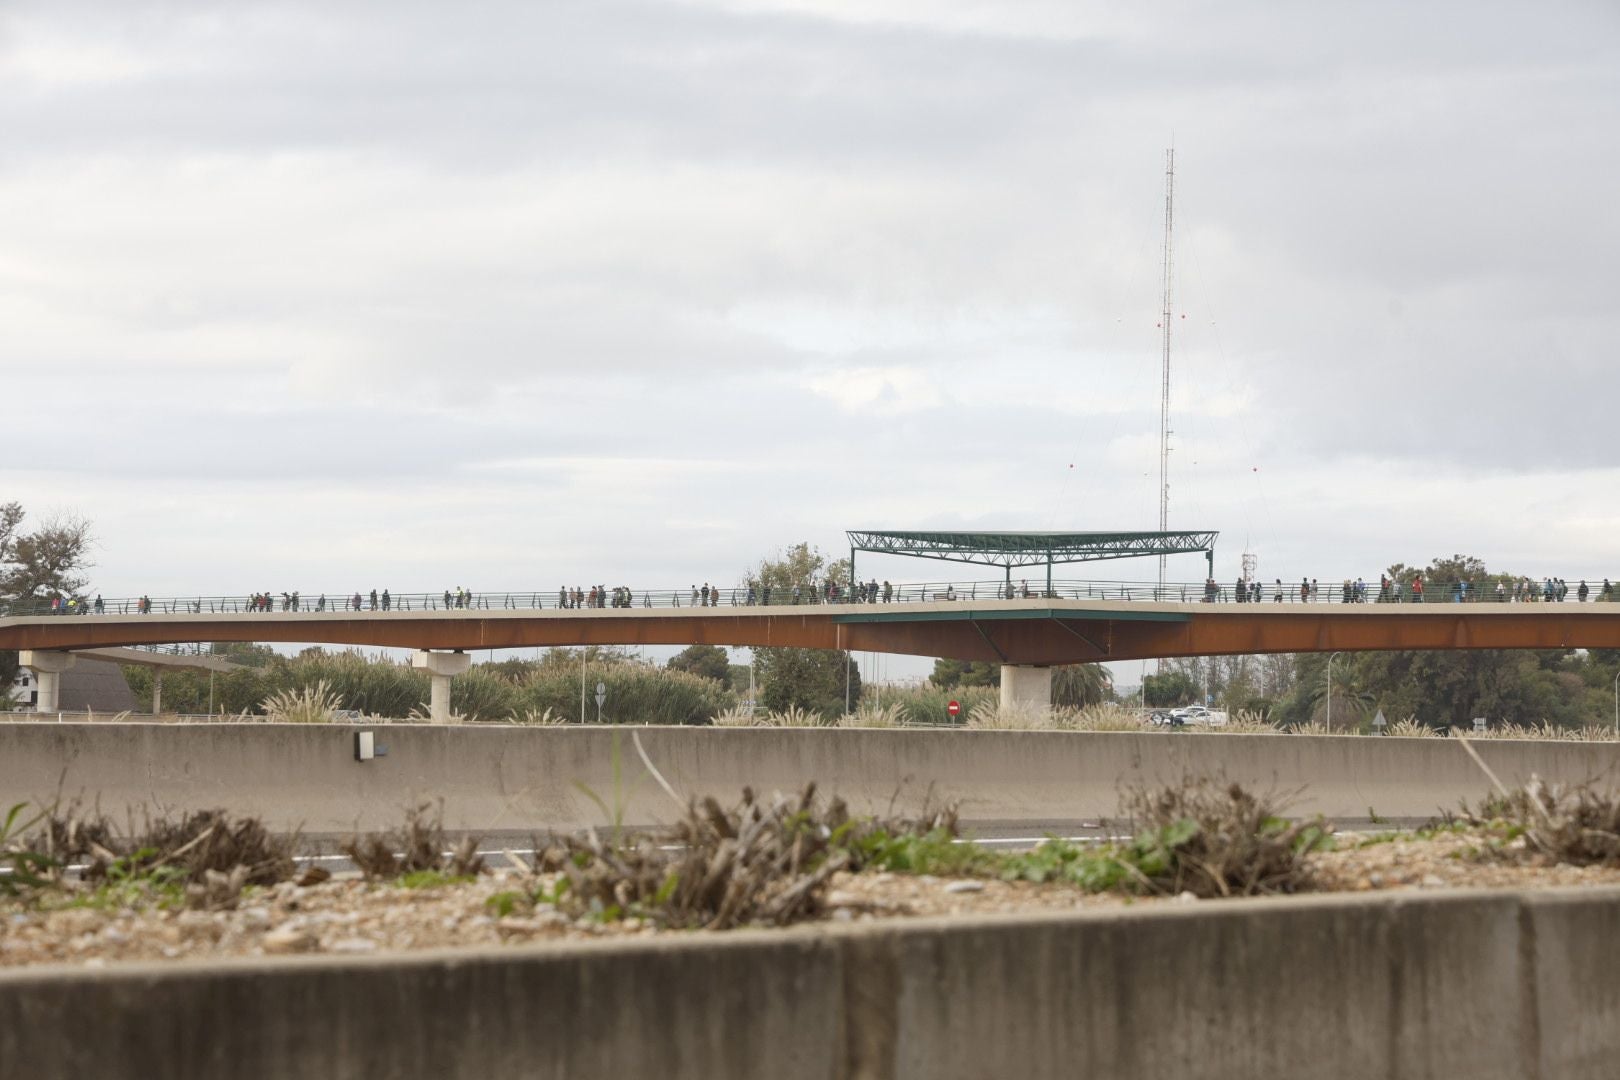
[1579,580,1590,602]
[382,589,391,611]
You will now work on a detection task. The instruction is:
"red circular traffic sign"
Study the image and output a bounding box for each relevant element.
[947,700,961,717]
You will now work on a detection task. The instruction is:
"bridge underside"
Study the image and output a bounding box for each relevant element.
[4,601,1620,664]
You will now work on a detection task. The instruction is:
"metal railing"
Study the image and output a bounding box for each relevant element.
[5,576,1616,618]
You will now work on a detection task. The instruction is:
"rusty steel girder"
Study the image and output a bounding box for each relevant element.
[3,602,1619,664]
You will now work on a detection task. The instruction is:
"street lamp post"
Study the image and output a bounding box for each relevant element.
[1326,652,1342,733]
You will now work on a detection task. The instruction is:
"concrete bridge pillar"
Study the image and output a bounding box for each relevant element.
[151,671,163,716]
[411,650,472,723]
[19,650,76,712]
[999,664,1052,711]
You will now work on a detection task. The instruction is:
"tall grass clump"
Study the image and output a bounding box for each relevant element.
[883,683,996,726]
[1471,722,1616,742]
[261,681,343,723]
[962,701,1149,731]
[449,666,520,722]
[838,703,906,728]
[1057,705,1147,732]
[760,705,823,727]
[1386,718,1440,738]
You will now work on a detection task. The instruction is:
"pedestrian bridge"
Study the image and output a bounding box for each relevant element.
[6,596,1619,665]
[8,593,1619,718]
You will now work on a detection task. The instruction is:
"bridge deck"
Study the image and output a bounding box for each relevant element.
[5,599,1620,664]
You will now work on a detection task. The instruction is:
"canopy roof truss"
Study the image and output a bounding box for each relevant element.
[845,530,1219,572]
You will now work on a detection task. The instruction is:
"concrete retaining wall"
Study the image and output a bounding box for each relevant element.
[5,723,1620,835]
[4,886,1620,1079]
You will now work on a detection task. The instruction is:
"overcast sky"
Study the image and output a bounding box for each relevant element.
[4,0,1619,631]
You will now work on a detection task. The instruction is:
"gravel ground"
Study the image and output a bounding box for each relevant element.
[5,831,1618,970]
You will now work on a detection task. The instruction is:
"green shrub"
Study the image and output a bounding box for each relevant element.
[512,662,733,725]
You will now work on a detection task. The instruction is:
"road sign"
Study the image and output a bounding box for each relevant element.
[1372,709,1387,731]
[947,700,961,718]
[595,681,606,709]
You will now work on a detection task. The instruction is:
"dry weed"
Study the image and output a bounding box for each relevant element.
[342,802,484,880]
[1465,776,1620,865]
[1120,778,1331,898]
[538,784,954,929]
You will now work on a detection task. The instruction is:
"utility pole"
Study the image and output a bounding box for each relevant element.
[1326,652,1342,733]
[1157,147,1176,595]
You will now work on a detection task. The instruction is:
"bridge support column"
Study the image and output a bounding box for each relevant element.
[999,664,1052,712]
[411,650,472,723]
[19,650,76,713]
[151,671,163,715]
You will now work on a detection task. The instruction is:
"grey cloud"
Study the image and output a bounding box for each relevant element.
[3,0,1619,600]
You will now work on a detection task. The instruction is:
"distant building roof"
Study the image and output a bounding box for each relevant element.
[58,658,138,714]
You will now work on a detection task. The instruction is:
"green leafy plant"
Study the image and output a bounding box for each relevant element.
[571,730,649,845]
[486,890,533,917]
[0,802,57,899]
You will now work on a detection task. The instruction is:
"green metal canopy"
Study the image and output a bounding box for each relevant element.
[845,529,1218,591]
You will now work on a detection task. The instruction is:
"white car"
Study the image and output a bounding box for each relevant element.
[1176,706,1229,727]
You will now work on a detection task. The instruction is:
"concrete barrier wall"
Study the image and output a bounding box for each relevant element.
[5,886,1620,1079]
[5,723,1620,835]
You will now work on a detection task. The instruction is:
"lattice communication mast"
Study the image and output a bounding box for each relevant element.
[1157,148,1176,587]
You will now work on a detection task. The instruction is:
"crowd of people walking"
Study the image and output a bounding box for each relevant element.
[1198,575,1615,604]
[21,572,1620,616]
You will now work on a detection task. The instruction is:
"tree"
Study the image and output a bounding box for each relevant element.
[1266,552,1618,730]
[929,659,1000,689]
[1142,671,1198,708]
[209,641,279,667]
[0,504,95,694]
[746,542,860,716]
[754,646,861,718]
[668,644,732,688]
[742,541,851,597]
[0,504,93,605]
[1052,664,1112,708]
